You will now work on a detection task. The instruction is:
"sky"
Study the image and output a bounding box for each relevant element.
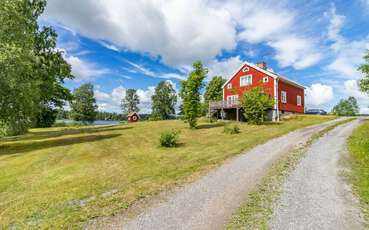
[40,0,369,114]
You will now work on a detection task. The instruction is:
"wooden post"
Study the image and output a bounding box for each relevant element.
[236,107,239,122]
[208,102,211,122]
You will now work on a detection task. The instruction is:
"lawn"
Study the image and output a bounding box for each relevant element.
[0,115,335,229]
[347,120,369,224]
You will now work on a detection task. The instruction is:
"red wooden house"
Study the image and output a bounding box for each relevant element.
[210,62,305,121]
[127,112,140,123]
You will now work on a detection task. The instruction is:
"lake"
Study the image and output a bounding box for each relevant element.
[56,120,123,126]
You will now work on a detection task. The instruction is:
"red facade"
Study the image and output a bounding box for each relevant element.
[223,63,305,113]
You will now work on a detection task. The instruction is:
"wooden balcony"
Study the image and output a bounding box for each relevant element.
[209,100,241,110]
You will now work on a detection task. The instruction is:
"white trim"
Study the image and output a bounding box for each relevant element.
[273,78,279,121]
[297,95,302,106]
[240,74,252,87]
[222,61,305,90]
[281,91,287,103]
[227,95,238,105]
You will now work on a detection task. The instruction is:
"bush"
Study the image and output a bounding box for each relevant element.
[160,130,180,147]
[241,87,274,124]
[224,125,240,134]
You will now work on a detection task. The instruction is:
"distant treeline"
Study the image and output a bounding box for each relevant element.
[56,110,152,121]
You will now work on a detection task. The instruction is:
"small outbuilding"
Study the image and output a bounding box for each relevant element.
[127,112,140,123]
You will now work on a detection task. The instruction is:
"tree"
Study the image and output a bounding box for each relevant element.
[121,89,140,115]
[240,87,274,124]
[204,76,226,103]
[203,76,225,116]
[0,0,72,135]
[33,27,73,127]
[151,81,177,120]
[0,0,44,135]
[180,61,207,128]
[358,50,369,95]
[332,96,359,116]
[70,84,98,124]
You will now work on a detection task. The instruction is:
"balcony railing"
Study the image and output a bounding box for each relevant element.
[209,100,241,109]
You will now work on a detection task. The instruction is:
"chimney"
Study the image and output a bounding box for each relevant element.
[256,62,267,70]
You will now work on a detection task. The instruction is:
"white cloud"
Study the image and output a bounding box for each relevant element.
[268,36,322,70]
[306,83,334,107]
[344,80,367,99]
[207,56,244,81]
[125,60,185,80]
[327,39,369,79]
[222,0,321,70]
[100,41,120,52]
[65,55,110,82]
[325,5,369,79]
[237,9,294,44]
[44,0,236,66]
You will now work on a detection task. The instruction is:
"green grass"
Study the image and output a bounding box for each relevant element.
[226,117,355,230]
[347,120,369,225]
[0,115,335,229]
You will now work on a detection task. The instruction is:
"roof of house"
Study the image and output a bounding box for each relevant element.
[127,112,140,117]
[222,62,305,89]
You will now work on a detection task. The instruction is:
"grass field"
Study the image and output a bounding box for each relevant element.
[347,120,369,224]
[0,115,335,229]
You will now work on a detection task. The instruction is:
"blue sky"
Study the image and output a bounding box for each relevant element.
[41,0,369,113]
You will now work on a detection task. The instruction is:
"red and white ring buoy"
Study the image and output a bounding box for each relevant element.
[132,116,137,121]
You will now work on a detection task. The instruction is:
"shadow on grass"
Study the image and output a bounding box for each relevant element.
[0,133,122,156]
[196,122,225,129]
[2,125,132,143]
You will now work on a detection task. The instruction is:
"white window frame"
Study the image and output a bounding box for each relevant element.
[281,91,287,103]
[240,74,252,87]
[262,76,269,83]
[242,66,249,72]
[297,95,302,106]
[227,83,232,89]
[227,95,238,105]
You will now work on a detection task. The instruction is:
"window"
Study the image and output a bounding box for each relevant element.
[227,95,238,105]
[242,66,249,72]
[240,75,252,86]
[281,91,287,103]
[227,83,232,89]
[262,76,269,83]
[297,95,302,106]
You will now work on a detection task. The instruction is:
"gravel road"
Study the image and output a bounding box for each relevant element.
[89,119,346,230]
[270,118,365,230]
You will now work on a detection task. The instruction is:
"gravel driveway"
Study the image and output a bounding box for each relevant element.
[89,119,346,230]
[270,119,365,230]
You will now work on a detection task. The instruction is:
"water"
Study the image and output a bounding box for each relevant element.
[92,120,121,125]
[56,120,123,126]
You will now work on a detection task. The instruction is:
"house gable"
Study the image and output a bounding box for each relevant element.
[222,61,305,114]
[223,63,275,101]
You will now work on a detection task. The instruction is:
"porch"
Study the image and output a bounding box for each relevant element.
[209,100,243,121]
[208,100,277,122]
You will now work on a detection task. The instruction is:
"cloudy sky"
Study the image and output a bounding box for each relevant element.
[41,0,369,114]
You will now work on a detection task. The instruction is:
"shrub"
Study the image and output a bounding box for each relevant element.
[224,125,240,134]
[160,130,180,147]
[241,87,274,124]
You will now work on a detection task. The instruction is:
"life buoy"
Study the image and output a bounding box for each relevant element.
[132,115,137,121]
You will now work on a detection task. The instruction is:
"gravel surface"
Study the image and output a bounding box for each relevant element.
[270,119,365,230]
[88,119,346,230]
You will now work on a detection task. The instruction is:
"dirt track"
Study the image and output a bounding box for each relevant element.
[270,119,365,230]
